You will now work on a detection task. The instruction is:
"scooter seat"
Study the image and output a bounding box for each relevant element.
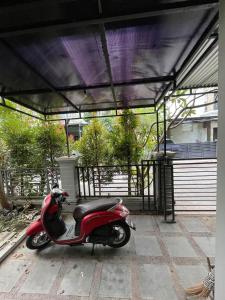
[73,198,120,220]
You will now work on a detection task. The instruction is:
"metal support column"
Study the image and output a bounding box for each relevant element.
[163,98,167,221]
[156,110,160,151]
[64,119,70,157]
[163,97,167,156]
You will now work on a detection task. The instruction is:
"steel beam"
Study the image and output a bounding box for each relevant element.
[99,24,118,111]
[47,110,156,122]
[0,0,73,9]
[0,101,44,121]
[6,96,45,115]
[0,1,218,38]
[1,75,175,97]
[170,88,218,97]
[44,101,155,115]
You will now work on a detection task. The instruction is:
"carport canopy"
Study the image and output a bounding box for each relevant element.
[0,0,219,116]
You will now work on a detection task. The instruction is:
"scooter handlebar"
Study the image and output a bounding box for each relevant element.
[51,188,70,205]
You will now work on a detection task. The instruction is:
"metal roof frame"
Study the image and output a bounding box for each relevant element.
[1,75,175,97]
[0,0,219,117]
[0,39,80,113]
[0,1,218,38]
[156,12,218,107]
[0,97,44,120]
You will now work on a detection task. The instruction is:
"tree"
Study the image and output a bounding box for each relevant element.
[143,91,218,148]
[0,105,34,169]
[110,110,144,195]
[0,103,67,198]
[110,110,143,165]
[143,91,198,149]
[34,122,66,168]
[75,119,112,195]
[0,139,11,209]
[0,105,35,204]
[32,122,66,192]
[76,119,111,166]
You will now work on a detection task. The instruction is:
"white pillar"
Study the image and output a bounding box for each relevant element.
[215,2,225,298]
[56,156,80,205]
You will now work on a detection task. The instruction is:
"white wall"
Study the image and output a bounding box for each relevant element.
[169,123,207,143]
[215,1,225,298]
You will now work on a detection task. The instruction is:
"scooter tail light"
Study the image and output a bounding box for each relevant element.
[107,199,123,212]
[62,191,69,197]
[117,205,129,217]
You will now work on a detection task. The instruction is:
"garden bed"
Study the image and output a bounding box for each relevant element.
[0,203,38,233]
[0,203,39,263]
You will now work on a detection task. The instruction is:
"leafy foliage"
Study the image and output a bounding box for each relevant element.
[0,104,66,170]
[0,106,34,169]
[0,105,67,203]
[76,119,111,166]
[33,122,66,169]
[110,110,143,165]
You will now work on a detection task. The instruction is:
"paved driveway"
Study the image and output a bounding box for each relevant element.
[0,215,216,300]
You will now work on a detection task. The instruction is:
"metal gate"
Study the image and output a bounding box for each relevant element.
[173,159,217,212]
[141,159,175,222]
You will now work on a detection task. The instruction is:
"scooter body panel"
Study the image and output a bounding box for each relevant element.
[54,205,128,245]
[26,218,44,236]
[81,207,127,236]
[26,194,58,237]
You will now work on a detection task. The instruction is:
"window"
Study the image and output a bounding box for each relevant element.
[213,127,218,141]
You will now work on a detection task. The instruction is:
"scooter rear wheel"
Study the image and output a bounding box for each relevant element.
[108,222,131,248]
[26,231,51,250]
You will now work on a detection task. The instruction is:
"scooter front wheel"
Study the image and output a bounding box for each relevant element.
[108,222,131,248]
[26,231,51,250]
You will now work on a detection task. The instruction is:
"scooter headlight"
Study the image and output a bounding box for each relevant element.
[41,196,48,208]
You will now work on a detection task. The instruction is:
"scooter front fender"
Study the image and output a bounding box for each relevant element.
[26,218,44,236]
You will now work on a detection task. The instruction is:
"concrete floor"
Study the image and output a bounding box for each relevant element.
[0,215,216,300]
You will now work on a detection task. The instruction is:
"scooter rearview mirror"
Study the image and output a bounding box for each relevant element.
[52,183,59,189]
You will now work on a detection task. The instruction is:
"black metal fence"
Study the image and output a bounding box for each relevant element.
[173,159,217,211]
[0,167,60,198]
[77,164,144,198]
[1,158,216,214]
[162,142,217,159]
[77,160,175,220]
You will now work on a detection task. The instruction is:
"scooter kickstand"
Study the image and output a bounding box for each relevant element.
[91,243,95,256]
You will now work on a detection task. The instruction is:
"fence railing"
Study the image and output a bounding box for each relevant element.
[173,159,217,211]
[1,158,215,214]
[162,142,217,159]
[0,167,60,198]
[77,161,175,220]
[77,164,144,198]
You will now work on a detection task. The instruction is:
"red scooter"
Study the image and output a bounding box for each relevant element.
[26,184,135,253]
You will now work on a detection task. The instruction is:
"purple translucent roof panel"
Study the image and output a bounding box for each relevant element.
[10,93,69,114]
[6,27,110,88]
[117,98,155,109]
[63,87,114,108]
[115,83,165,106]
[106,10,213,82]
[80,102,117,112]
[0,43,47,91]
